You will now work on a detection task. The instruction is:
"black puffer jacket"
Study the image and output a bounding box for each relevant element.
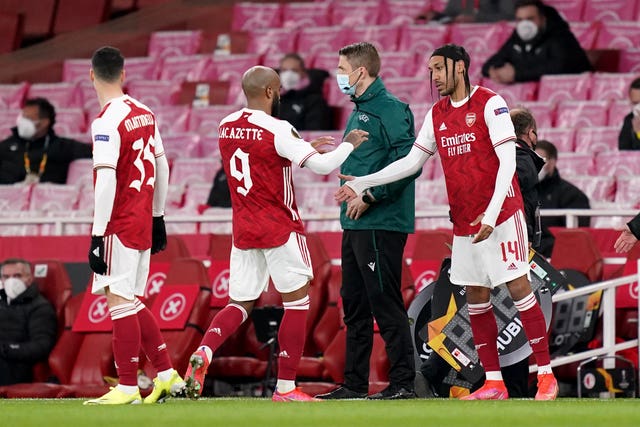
[481,4,592,82]
[0,284,57,384]
[515,139,545,248]
[279,68,333,131]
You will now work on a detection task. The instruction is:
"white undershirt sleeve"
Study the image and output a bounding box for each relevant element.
[483,141,516,228]
[301,143,354,175]
[153,153,169,216]
[91,167,116,236]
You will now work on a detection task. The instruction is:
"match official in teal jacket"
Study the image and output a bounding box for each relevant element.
[316,42,420,400]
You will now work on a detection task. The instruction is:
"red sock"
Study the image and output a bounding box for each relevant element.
[277,296,309,381]
[110,303,141,386]
[468,301,501,374]
[201,304,247,354]
[135,299,172,373]
[514,293,551,367]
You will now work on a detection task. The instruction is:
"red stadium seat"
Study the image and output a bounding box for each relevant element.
[345,25,401,54]
[548,0,586,21]
[32,259,73,323]
[520,101,555,129]
[379,0,431,25]
[0,109,20,137]
[282,1,331,29]
[398,25,450,56]
[161,132,201,161]
[30,184,79,213]
[411,102,430,133]
[608,100,632,127]
[538,73,592,105]
[574,126,620,153]
[169,157,218,187]
[614,176,640,206]
[0,82,28,109]
[331,1,381,26]
[595,21,640,49]
[52,0,109,35]
[187,104,237,137]
[550,229,603,282]
[152,105,190,135]
[569,21,600,51]
[537,127,576,152]
[565,175,616,203]
[619,49,640,73]
[0,184,31,211]
[297,26,347,57]
[0,0,56,40]
[0,12,22,54]
[449,22,511,54]
[595,151,640,177]
[246,28,297,56]
[148,30,202,58]
[62,59,92,84]
[149,235,191,264]
[120,56,161,81]
[158,55,210,83]
[383,76,429,104]
[126,80,181,109]
[211,54,262,84]
[295,183,340,212]
[378,51,418,79]
[27,82,83,109]
[582,0,638,21]
[66,158,93,188]
[231,2,282,31]
[181,182,213,212]
[555,152,596,176]
[555,100,609,128]
[415,179,448,207]
[590,72,636,102]
[54,108,87,135]
[480,79,538,107]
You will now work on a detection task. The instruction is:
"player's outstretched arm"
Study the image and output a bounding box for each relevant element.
[334,144,429,202]
[302,130,369,175]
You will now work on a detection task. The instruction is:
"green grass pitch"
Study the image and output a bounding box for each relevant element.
[2,398,640,427]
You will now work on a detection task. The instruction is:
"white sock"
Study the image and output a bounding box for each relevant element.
[485,371,503,381]
[538,364,553,375]
[199,345,213,363]
[157,368,174,382]
[276,379,296,394]
[116,384,139,394]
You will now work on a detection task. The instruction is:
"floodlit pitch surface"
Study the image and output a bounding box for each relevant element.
[2,398,640,427]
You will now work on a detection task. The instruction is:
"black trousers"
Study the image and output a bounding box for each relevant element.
[341,229,415,392]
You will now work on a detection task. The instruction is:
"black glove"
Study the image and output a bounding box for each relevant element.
[88,235,108,275]
[151,216,167,254]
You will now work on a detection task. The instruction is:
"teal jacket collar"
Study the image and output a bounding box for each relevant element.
[351,77,385,104]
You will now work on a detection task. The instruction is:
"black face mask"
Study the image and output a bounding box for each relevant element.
[271,95,281,118]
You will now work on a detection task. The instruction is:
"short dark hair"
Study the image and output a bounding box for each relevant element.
[1,258,32,272]
[24,97,56,127]
[280,53,306,70]
[91,46,124,83]
[510,107,536,137]
[536,139,557,160]
[630,77,640,91]
[338,42,381,77]
[431,43,471,100]
[515,0,545,12]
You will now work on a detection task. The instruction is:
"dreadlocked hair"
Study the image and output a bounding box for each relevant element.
[430,43,471,106]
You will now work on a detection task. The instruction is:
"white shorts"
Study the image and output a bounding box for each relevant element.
[450,210,530,288]
[91,234,150,300]
[229,232,314,301]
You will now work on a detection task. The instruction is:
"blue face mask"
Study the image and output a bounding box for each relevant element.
[336,69,361,95]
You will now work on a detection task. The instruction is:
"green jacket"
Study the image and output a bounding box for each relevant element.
[340,77,419,233]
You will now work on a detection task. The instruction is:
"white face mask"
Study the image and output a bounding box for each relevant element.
[633,103,640,117]
[538,167,548,181]
[516,20,539,42]
[3,277,27,303]
[16,115,37,140]
[280,70,301,91]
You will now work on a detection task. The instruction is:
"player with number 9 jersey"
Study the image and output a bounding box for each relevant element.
[92,96,164,250]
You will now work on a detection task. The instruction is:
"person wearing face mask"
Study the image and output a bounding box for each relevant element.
[278,53,333,131]
[0,258,57,386]
[416,0,514,24]
[534,139,590,257]
[315,42,419,401]
[618,77,640,151]
[481,0,592,84]
[0,97,92,184]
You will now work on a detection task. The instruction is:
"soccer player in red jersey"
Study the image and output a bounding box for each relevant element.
[336,44,558,401]
[84,46,185,405]
[183,66,368,401]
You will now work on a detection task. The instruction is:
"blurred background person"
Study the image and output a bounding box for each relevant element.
[416,0,514,23]
[481,0,592,84]
[0,258,57,386]
[535,140,590,256]
[618,77,640,151]
[0,97,92,184]
[278,53,333,131]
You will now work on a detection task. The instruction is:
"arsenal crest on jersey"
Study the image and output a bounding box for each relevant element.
[465,112,476,127]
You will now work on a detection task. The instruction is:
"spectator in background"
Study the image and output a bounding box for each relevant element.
[205,164,231,209]
[618,77,640,151]
[0,98,92,184]
[278,53,334,131]
[417,0,514,23]
[0,258,57,386]
[481,0,592,84]
[535,139,590,256]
